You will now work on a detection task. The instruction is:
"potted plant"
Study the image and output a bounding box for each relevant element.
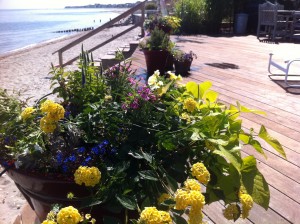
[139,27,175,77]
[0,49,286,224]
[173,49,197,76]
[143,15,181,35]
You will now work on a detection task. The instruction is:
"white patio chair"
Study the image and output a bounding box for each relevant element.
[268,53,300,87]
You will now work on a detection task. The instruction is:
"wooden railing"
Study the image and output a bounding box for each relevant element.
[53,1,147,67]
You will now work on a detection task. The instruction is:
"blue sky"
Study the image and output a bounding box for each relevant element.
[0,0,139,9]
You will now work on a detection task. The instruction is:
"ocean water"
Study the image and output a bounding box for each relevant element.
[0,8,126,54]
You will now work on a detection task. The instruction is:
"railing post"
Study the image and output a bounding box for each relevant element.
[58,51,63,68]
[141,3,146,37]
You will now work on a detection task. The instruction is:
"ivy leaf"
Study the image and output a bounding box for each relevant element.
[115,195,136,210]
[138,170,158,181]
[258,125,286,159]
[241,156,270,209]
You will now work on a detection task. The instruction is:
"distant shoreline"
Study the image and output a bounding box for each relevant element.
[65,3,137,9]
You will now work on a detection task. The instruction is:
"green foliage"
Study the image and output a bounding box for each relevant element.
[139,27,173,51]
[0,49,286,222]
[174,0,207,34]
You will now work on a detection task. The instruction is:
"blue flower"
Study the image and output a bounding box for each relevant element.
[91,146,100,155]
[56,153,63,165]
[102,140,109,145]
[68,154,76,162]
[77,147,85,154]
[62,164,68,173]
[110,148,117,155]
[85,156,92,163]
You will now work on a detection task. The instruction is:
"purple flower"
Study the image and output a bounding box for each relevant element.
[129,98,139,109]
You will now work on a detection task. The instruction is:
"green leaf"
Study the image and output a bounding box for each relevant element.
[115,195,136,210]
[213,145,242,172]
[165,173,179,192]
[185,81,199,98]
[138,170,159,181]
[161,198,176,207]
[249,139,267,159]
[199,81,212,99]
[241,156,257,173]
[204,90,218,103]
[239,133,250,144]
[241,156,270,209]
[172,213,188,224]
[258,125,286,159]
[237,102,266,115]
[103,216,121,224]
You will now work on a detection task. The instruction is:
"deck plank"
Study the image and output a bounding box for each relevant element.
[131,35,300,224]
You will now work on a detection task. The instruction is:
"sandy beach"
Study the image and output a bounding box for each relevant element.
[0,25,141,224]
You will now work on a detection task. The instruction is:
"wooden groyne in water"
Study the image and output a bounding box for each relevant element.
[54,27,94,33]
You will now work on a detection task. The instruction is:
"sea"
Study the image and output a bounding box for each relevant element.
[0,8,127,55]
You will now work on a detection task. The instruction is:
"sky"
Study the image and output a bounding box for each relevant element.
[0,0,139,9]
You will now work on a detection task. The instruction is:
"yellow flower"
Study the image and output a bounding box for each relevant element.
[56,206,82,224]
[104,95,112,101]
[223,204,240,220]
[159,210,172,223]
[168,71,182,82]
[181,112,191,123]
[40,117,57,133]
[40,100,65,121]
[188,190,205,210]
[188,207,204,224]
[21,107,35,120]
[157,193,171,204]
[239,193,253,219]
[41,220,57,224]
[168,71,178,80]
[138,207,171,224]
[174,189,190,210]
[74,166,101,187]
[183,98,198,113]
[184,179,201,191]
[191,162,210,184]
[67,192,74,199]
[148,71,159,86]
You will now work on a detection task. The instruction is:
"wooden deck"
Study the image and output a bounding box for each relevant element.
[131,35,300,224]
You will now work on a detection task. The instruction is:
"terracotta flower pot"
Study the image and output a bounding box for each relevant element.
[7,168,138,223]
[143,49,173,77]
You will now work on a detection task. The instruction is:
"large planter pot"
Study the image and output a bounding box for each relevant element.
[174,60,192,76]
[7,168,138,223]
[143,49,173,77]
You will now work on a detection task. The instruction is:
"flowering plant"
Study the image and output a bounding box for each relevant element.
[143,15,181,34]
[173,49,197,62]
[0,50,286,224]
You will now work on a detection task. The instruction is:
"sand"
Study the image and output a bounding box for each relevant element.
[0,25,141,224]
